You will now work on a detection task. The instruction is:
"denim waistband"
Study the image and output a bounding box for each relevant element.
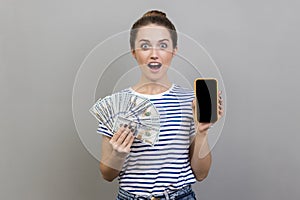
[117,185,194,200]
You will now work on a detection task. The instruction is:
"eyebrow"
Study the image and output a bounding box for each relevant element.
[138,39,170,43]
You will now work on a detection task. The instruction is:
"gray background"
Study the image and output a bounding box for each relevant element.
[1,0,300,199]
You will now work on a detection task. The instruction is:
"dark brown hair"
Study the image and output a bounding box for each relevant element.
[130,10,177,50]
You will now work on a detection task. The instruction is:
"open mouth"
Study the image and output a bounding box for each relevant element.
[147,62,162,70]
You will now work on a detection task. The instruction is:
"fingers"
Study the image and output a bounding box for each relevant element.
[195,122,213,133]
[218,90,223,105]
[116,127,131,146]
[121,131,134,148]
[218,90,224,118]
[123,134,135,153]
[110,124,126,143]
[218,109,222,116]
[110,124,135,154]
[191,98,196,116]
[192,98,196,108]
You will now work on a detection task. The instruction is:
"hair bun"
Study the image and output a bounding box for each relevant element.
[143,10,166,18]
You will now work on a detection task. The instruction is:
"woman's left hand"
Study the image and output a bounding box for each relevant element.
[192,90,224,134]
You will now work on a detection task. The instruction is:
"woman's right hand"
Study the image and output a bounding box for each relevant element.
[109,124,135,158]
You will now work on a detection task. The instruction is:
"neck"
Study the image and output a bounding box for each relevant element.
[133,77,172,95]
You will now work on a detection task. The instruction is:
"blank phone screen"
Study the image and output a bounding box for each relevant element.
[195,79,218,123]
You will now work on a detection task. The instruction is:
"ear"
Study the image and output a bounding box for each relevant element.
[172,47,178,57]
[131,49,136,59]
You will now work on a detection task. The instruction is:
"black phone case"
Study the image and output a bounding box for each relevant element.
[194,78,218,123]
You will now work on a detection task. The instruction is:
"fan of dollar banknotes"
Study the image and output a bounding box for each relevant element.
[89,92,160,146]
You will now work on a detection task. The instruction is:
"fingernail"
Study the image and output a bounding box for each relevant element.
[131,128,135,133]
[128,125,132,129]
[124,124,128,128]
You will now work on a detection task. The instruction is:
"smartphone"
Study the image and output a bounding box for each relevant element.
[194,78,218,123]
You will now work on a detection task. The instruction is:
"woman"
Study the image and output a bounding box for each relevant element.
[98,10,224,200]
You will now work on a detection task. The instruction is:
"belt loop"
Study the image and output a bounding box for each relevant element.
[163,190,170,200]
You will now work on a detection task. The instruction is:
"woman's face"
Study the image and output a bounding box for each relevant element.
[132,24,177,83]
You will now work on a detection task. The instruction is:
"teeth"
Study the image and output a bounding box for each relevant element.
[148,62,162,69]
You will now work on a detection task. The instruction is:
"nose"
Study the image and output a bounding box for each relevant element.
[150,47,159,60]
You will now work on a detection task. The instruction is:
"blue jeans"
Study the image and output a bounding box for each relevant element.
[116,185,196,200]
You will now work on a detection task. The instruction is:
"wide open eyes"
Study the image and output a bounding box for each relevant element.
[159,42,168,49]
[140,42,168,51]
[140,43,150,50]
